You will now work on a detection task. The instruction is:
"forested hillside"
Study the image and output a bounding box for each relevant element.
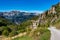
[0,14,39,37]
[0,2,60,40]
[0,11,38,24]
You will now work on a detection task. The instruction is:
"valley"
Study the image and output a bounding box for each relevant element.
[0,2,60,40]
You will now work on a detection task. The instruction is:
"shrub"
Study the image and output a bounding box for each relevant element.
[9,31,18,37]
[2,30,9,36]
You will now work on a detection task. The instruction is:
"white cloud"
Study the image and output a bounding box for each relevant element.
[20,10,44,14]
[0,10,44,14]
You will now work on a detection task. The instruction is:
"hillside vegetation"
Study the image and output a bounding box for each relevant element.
[0,2,60,40]
[0,15,39,37]
[39,2,60,29]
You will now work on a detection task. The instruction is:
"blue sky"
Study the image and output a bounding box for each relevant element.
[0,0,60,12]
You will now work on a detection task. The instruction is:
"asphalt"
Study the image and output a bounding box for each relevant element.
[48,26,60,40]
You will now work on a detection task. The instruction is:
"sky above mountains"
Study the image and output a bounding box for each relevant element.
[0,0,60,13]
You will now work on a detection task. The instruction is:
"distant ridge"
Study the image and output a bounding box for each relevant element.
[0,10,39,24]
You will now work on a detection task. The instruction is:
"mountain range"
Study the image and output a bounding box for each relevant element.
[0,11,38,24]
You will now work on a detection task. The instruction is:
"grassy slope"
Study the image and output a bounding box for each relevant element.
[12,27,50,40]
[52,19,60,29]
[40,30,50,40]
[53,21,60,29]
[12,35,34,40]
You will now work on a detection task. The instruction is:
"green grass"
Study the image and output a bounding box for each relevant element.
[40,30,50,40]
[52,19,60,29]
[12,26,51,40]
[12,35,34,40]
[12,28,50,40]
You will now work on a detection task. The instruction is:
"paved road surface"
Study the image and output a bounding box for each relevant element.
[48,26,60,40]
